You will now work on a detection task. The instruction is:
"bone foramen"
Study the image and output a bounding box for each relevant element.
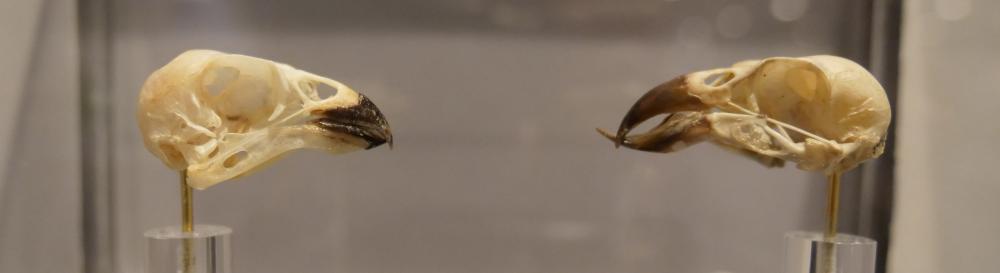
[599,56,891,174]
[138,50,392,189]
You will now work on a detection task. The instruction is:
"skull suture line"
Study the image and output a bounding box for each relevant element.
[138,50,392,189]
[599,55,891,174]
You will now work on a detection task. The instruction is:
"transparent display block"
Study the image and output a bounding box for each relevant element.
[145,224,232,273]
[784,231,876,273]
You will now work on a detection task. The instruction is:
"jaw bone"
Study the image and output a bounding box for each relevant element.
[138,50,392,189]
[599,56,891,174]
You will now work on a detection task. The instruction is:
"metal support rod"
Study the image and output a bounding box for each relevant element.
[181,170,193,232]
[825,172,842,239]
[820,172,843,273]
[181,170,194,273]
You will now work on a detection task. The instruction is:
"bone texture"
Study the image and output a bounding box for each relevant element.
[138,50,381,189]
[605,56,891,174]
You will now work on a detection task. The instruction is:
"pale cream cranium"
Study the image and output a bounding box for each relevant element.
[138,50,392,189]
[599,55,891,174]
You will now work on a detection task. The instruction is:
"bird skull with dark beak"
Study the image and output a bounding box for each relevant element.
[599,56,891,174]
[138,50,392,189]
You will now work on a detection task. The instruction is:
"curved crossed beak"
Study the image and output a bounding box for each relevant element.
[312,94,393,149]
[598,76,711,151]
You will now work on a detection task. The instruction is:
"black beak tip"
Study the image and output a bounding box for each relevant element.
[314,94,394,150]
[373,111,392,150]
[361,124,392,150]
[376,127,393,150]
[364,138,386,150]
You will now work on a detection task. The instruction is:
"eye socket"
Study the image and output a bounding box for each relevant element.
[703,71,735,87]
[222,151,247,168]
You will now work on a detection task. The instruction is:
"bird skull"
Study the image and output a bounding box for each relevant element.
[599,55,891,174]
[138,50,392,189]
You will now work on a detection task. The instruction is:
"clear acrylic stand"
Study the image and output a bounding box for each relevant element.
[784,231,876,273]
[145,224,232,273]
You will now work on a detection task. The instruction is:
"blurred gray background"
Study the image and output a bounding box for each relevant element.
[0,0,997,273]
[101,1,873,273]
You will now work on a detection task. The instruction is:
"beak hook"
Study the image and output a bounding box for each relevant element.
[611,76,707,146]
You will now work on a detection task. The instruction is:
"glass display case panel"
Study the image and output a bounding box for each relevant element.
[99,1,876,273]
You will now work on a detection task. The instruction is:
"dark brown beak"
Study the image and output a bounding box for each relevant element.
[598,112,709,152]
[613,76,709,147]
[313,95,393,149]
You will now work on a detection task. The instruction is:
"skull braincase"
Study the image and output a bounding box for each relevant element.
[138,50,374,189]
[609,55,891,174]
[712,56,890,173]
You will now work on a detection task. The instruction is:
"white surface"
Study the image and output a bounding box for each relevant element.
[891,0,1000,272]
